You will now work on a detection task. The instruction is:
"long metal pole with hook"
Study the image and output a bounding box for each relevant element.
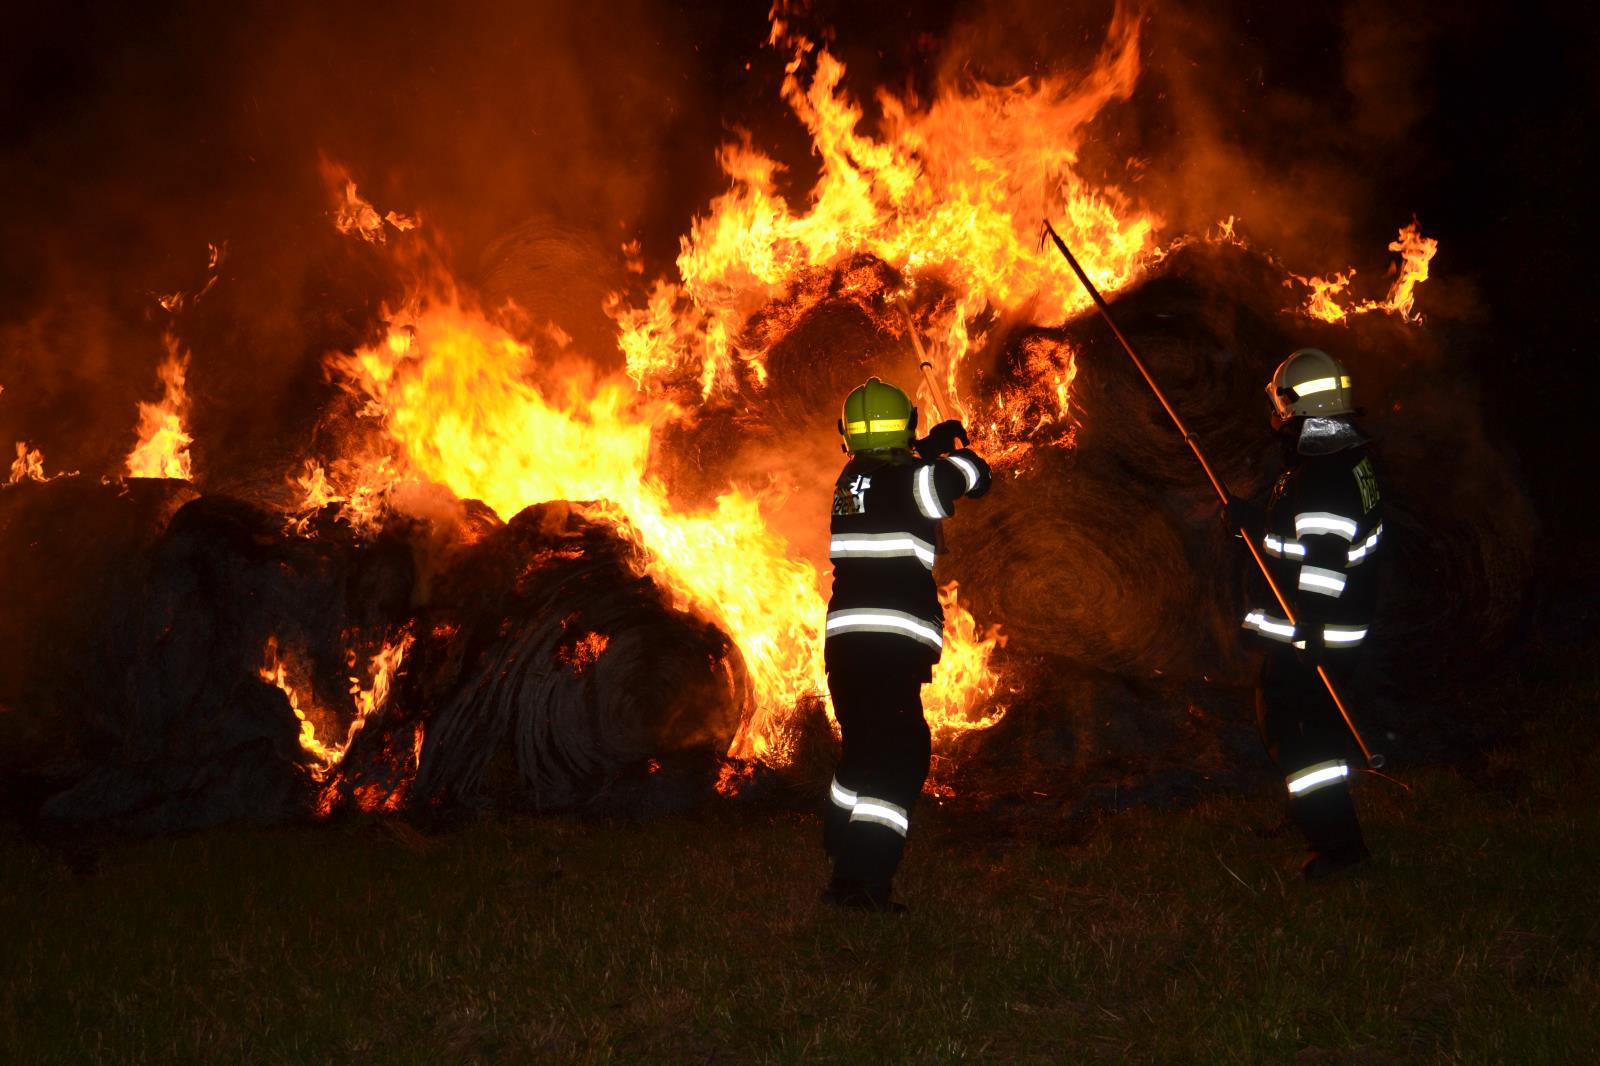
[900,304,954,423]
[1040,219,1387,772]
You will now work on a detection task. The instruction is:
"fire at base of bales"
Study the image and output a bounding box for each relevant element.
[0,8,1533,836]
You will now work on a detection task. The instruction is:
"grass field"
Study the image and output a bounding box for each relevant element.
[3,666,1597,1063]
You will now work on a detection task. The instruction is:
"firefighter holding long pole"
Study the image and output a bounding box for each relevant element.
[1042,220,1385,880]
[818,310,992,912]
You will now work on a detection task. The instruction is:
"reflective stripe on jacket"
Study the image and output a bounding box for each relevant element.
[1243,445,1382,651]
[827,449,991,661]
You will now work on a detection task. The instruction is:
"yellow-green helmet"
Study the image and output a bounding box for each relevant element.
[839,377,915,454]
[1267,348,1355,421]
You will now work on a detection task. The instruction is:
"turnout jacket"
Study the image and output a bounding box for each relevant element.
[1243,443,1383,653]
[826,449,992,663]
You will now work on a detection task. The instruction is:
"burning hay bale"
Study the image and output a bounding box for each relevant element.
[0,479,750,832]
[19,490,414,833]
[329,501,748,815]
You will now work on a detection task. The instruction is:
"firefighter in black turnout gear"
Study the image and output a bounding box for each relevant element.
[1228,348,1384,881]
[822,376,991,912]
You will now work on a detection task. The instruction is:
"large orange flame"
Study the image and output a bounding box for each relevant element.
[125,335,194,480]
[612,7,1157,423]
[329,294,828,760]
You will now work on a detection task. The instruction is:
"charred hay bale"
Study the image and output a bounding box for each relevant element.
[124,496,414,759]
[37,685,314,835]
[943,448,1216,680]
[397,501,747,812]
[935,657,1262,811]
[0,477,198,801]
[1357,352,1537,720]
[35,494,415,833]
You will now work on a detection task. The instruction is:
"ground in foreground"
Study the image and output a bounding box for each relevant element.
[3,673,1596,1063]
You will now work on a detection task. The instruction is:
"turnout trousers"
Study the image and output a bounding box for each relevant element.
[822,636,933,891]
[1256,649,1366,856]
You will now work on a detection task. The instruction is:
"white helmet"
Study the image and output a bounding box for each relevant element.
[1267,348,1355,422]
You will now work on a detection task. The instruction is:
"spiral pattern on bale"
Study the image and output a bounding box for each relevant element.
[477,216,628,373]
[404,502,748,811]
[944,449,1205,678]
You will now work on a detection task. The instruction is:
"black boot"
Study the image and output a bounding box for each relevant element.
[1292,784,1369,882]
[821,875,907,914]
[1302,840,1371,881]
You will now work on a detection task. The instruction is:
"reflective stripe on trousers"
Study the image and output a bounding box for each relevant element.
[1286,758,1349,796]
[849,795,910,836]
[826,608,943,650]
[1298,565,1347,597]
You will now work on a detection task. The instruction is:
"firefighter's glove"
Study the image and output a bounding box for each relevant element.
[1221,494,1262,540]
[914,419,969,460]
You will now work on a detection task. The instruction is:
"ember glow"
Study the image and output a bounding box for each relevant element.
[557,626,612,675]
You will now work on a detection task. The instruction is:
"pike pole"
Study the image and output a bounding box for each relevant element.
[1040,219,1387,772]
[901,304,954,423]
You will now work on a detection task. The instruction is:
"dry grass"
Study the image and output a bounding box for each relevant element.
[3,667,1596,1063]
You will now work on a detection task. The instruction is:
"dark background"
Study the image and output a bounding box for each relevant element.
[1,0,1594,571]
